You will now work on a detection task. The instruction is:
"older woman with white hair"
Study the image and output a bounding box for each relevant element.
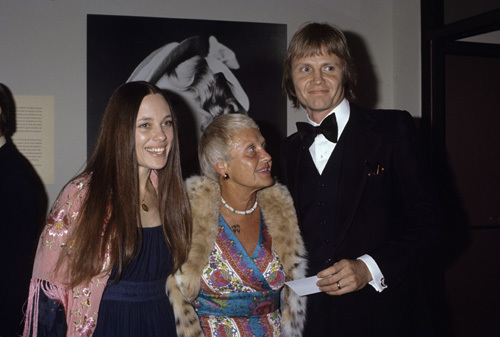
[167,114,307,337]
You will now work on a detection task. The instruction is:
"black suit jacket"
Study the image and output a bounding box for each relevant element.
[0,140,47,336]
[280,104,442,336]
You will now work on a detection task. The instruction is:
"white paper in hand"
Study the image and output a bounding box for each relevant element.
[285,276,322,296]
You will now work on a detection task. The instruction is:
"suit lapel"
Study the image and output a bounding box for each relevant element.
[332,104,377,254]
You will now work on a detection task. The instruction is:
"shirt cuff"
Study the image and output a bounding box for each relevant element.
[357,254,387,293]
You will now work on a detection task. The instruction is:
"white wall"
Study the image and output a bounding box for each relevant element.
[0,0,420,205]
[393,0,421,115]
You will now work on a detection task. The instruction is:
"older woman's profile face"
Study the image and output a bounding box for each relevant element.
[224,128,273,191]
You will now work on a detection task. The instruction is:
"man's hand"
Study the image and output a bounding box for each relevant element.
[316,259,372,295]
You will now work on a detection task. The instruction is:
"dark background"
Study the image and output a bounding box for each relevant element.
[87,14,287,177]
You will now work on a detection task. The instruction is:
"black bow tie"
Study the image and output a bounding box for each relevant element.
[296,113,338,148]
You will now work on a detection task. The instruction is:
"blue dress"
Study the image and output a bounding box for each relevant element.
[93,226,177,336]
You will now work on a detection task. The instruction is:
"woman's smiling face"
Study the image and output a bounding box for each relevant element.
[135,93,173,172]
[224,128,273,192]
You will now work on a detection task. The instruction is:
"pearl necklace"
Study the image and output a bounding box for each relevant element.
[221,197,258,215]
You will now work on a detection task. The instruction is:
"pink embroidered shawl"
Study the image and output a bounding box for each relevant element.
[23,176,110,337]
[23,172,159,337]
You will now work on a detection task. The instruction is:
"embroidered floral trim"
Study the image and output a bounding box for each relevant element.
[48,210,69,237]
[75,314,96,337]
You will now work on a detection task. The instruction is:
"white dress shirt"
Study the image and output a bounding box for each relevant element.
[0,135,6,148]
[305,98,387,292]
[307,98,350,175]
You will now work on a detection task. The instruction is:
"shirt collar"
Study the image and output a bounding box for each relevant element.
[0,135,6,148]
[306,98,350,127]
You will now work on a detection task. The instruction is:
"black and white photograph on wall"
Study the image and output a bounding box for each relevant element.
[87,14,287,177]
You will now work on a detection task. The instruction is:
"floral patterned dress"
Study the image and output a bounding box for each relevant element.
[193,214,286,337]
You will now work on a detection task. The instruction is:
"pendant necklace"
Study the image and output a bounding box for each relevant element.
[141,179,154,213]
[141,194,149,212]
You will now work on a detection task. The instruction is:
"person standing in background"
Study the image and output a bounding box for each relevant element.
[280,22,443,336]
[0,83,48,336]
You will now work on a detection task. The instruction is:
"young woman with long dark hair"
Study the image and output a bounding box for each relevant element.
[23,81,192,336]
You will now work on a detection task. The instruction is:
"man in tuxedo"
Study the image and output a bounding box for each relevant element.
[0,83,47,336]
[280,23,443,336]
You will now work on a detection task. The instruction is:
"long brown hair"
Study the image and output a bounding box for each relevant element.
[57,81,191,287]
[282,22,357,108]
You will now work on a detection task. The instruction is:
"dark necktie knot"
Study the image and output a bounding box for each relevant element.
[296,113,338,148]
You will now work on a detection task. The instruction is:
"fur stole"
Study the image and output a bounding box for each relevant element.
[167,176,307,337]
